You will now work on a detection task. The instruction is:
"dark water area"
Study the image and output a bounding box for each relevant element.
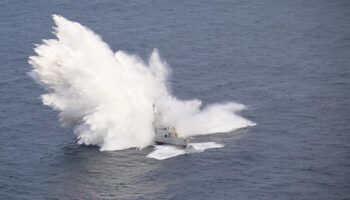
[1,0,349,199]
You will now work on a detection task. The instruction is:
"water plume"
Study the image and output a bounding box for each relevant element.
[29,15,255,151]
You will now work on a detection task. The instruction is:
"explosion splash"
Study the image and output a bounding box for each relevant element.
[29,15,255,155]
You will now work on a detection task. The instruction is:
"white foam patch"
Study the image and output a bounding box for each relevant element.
[146,142,224,160]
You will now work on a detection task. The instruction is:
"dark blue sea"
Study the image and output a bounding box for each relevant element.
[1,0,349,199]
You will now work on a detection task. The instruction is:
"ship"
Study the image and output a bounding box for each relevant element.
[153,104,189,147]
[154,125,189,147]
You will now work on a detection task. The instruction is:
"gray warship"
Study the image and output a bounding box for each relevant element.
[154,125,189,147]
[153,105,189,147]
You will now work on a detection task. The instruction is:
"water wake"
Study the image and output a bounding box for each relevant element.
[147,142,225,160]
[29,15,255,151]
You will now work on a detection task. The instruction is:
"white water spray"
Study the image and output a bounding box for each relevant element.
[29,15,255,152]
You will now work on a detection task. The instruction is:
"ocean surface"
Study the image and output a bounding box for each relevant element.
[1,0,349,199]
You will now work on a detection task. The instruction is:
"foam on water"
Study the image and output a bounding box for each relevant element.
[28,15,255,152]
[147,142,225,160]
